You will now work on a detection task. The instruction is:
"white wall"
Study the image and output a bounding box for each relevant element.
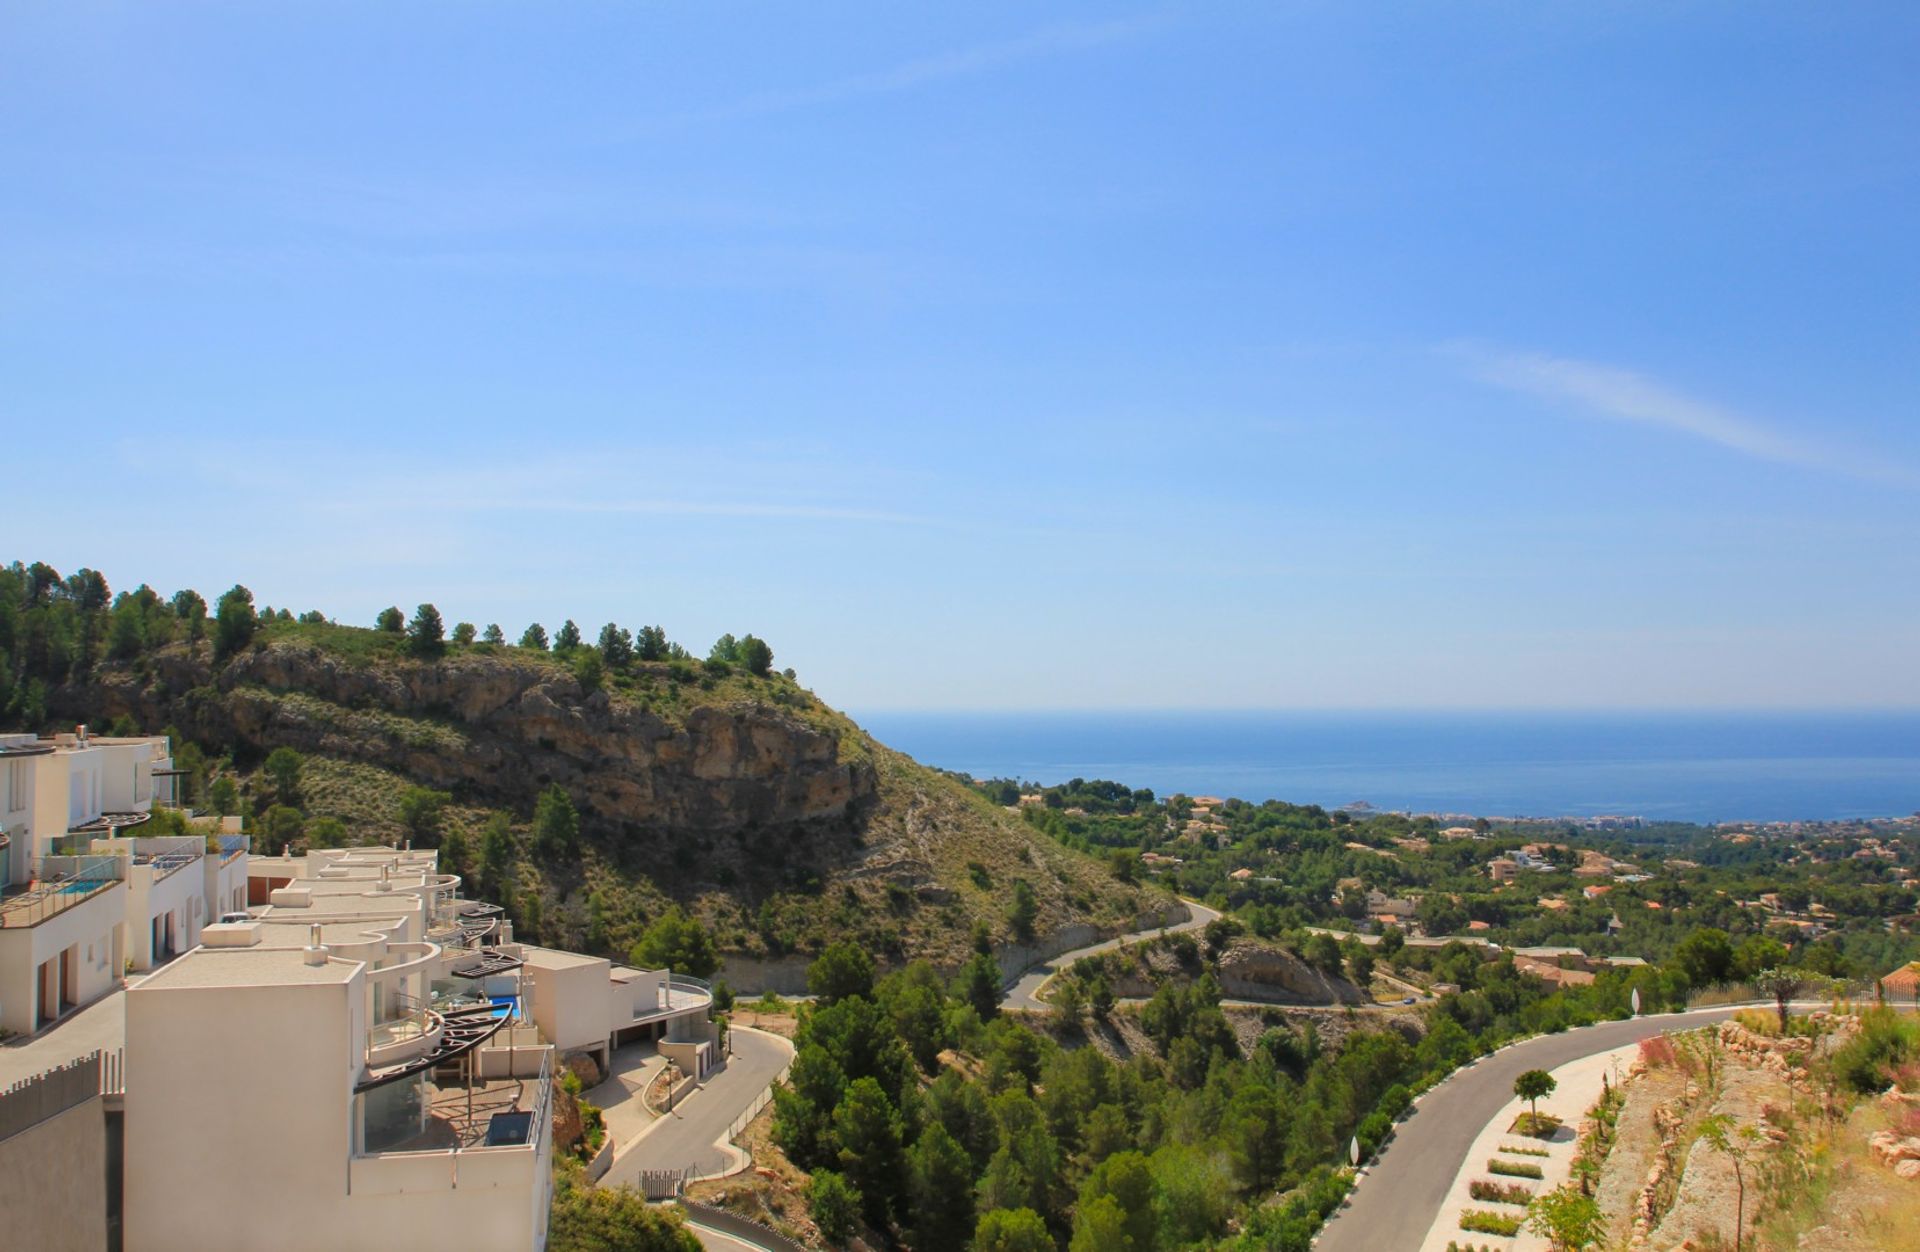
[0,885,124,1035]
[523,950,613,1055]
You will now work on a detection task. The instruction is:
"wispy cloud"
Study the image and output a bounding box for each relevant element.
[450,497,928,527]
[1458,345,1920,490]
[604,16,1165,138]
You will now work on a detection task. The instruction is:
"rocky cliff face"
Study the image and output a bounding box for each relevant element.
[48,630,1164,967]
[56,640,873,838]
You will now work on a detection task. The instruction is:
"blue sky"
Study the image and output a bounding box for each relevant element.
[3,3,1916,711]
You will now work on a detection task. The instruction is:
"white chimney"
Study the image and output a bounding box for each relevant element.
[302,922,328,967]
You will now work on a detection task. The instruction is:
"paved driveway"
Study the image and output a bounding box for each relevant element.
[602,1026,795,1186]
[1315,1006,1750,1252]
[0,986,126,1086]
[1001,899,1219,1013]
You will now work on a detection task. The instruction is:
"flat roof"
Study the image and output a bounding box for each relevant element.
[136,946,358,990]
[251,919,407,946]
[521,944,606,971]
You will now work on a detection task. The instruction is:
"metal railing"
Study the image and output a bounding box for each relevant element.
[0,856,125,929]
[520,1046,555,1149]
[722,1061,790,1146]
[130,836,203,880]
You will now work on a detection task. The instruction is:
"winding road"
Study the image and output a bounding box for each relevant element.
[1000,899,1221,1012]
[1314,1005,1753,1252]
[603,1027,794,1188]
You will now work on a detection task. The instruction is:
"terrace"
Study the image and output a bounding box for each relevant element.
[359,1047,553,1154]
[127,836,203,881]
[0,855,124,929]
[615,967,714,1024]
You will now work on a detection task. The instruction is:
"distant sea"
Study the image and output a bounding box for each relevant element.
[853,711,1920,825]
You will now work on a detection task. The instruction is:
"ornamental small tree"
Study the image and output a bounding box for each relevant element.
[1526,1183,1605,1250]
[1753,967,1810,1034]
[1515,1069,1557,1125]
[1697,1113,1760,1251]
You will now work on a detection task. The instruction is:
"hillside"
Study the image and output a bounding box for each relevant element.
[35,615,1172,975]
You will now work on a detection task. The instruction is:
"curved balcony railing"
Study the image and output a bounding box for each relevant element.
[356,999,512,1093]
[366,993,442,1070]
[366,940,443,985]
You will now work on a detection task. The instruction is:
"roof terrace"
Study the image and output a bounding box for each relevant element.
[0,855,125,929]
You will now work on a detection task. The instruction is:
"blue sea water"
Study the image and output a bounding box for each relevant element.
[853,711,1920,825]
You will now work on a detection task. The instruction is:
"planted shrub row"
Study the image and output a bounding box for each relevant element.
[1470,1178,1535,1205]
[1459,1209,1524,1237]
[1488,1158,1545,1179]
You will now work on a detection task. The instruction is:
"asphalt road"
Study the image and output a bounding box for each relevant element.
[602,1026,795,1187]
[1314,1005,1750,1252]
[1001,899,1222,1013]
[686,1224,761,1252]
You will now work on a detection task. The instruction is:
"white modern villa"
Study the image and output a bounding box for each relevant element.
[0,728,722,1250]
[123,844,716,1251]
[0,729,220,1036]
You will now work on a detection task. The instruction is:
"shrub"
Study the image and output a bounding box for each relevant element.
[1833,1007,1920,1093]
[1639,1035,1677,1068]
[1459,1209,1523,1237]
[1488,1159,1544,1179]
[1470,1179,1534,1204]
[1499,1143,1550,1157]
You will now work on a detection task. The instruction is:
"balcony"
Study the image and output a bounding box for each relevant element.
[358,1000,513,1092]
[356,1046,553,1159]
[625,971,714,1024]
[128,837,203,881]
[0,856,125,929]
